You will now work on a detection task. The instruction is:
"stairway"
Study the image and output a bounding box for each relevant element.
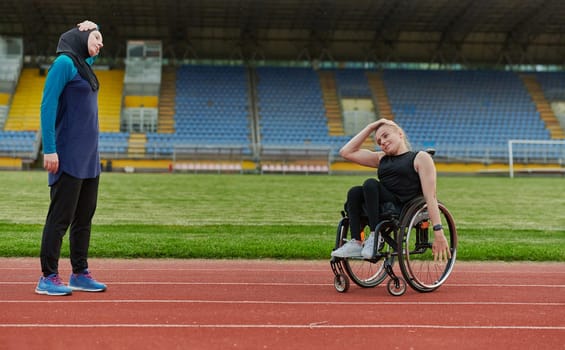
[128,132,146,157]
[96,70,124,132]
[318,71,344,136]
[366,71,394,121]
[158,66,176,133]
[520,74,565,139]
[5,68,45,131]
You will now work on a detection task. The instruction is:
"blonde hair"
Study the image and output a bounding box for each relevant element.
[374,119,412,151]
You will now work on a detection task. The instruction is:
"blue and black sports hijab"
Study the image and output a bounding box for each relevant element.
[55,27,100,91]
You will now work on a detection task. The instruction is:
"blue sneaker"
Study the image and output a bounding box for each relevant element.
[35,274,73,296]
[69,270,107,292]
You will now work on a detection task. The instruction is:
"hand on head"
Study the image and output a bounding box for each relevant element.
[77,20,98,31]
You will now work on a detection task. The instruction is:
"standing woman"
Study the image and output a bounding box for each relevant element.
[35,21,107,295]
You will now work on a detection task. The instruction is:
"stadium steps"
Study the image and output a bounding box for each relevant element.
[128,132,146,157]
[124,95,158,108]
[96,70,124,132]
[5,68,45,131]
[318,71,344,136]
[0,93,10,128]
[366,71,394,121]
[0,92,9,105]
[158,66,176,133]
[520,74,565,139]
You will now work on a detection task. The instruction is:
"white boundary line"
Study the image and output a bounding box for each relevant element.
[2,267,565,273]
[1,299,564,306]
[0,279,565,288]
[2,281,565,288]
[0,323,563,330]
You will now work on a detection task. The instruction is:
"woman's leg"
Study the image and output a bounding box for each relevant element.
[362,178,398,232]
[69,176,99,274]
[345,185,364,241]
[40,173,82,277]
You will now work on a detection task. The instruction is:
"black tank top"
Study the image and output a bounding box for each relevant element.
[377,151,423,204]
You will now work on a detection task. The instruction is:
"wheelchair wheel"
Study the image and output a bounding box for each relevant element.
[334,273,350,293]
[397,198,457,293]
[339,220,393,289]
[387,277,406,296]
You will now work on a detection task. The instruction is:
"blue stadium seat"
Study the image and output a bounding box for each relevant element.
[255,67,332,151]
[382,69,552,161]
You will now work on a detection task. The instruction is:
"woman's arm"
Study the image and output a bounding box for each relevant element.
[40,56,76,173]
[414,151,451,262]
[339,120,387,168]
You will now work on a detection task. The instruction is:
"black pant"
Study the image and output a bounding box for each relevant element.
[345,178,399,241]
[40,173,99,276]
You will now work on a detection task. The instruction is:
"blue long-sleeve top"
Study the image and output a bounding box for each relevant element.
[40,54,101,185]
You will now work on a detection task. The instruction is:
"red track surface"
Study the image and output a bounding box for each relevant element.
[1,258,564,349]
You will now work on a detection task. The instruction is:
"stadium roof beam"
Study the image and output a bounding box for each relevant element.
[430,0,481,66]
[365,0,404,64]
[496,0,559,66]
[3,0,565,65]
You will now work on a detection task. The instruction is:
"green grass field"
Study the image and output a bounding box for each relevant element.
[0,171,563,261]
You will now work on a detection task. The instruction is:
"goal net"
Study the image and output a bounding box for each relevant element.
[508,140,565,178]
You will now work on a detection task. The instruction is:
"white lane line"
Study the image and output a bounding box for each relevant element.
[2,281,564,288]
[0,323,563,330]
[1,267,564,274]
[1,299,563,306]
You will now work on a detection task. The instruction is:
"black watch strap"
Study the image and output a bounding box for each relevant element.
[433,224,443,231]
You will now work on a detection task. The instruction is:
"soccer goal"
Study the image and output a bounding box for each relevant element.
[508,139,565,178]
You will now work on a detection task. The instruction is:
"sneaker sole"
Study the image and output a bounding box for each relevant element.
[69,285,106,292]
[331,253,363,258]
[35,288,72,296]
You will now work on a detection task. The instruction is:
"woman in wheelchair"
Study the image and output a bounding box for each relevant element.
[331,118,451,262]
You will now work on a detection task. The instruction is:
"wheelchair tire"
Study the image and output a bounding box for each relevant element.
[397,197,457,293]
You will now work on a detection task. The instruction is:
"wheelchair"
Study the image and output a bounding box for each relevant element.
[330,196,457,296]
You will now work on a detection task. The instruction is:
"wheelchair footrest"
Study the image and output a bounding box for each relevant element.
[384,261,400,284]
[330,257,345,277]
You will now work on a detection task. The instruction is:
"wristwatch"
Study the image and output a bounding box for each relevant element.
[433,224,443,231]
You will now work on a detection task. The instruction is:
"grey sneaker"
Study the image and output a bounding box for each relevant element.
[362,232,384,259]
[331,239,363,258]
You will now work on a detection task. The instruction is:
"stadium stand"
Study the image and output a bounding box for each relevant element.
[1,62,564,172]
[97,70,125,132]
[0,93,9,128]
[157,66,176,133]
[318,71,344,136]
[333,68,373,98]
[255,66,334,172]
[0,130,36,156]
[146,65,252,169]
[331,68,378,151]
[535,72,565,101]
[520,74,565,140]
[382,69,555,162]
[5,68,44,131]
[99,132,129,157]
[256,67,329,147]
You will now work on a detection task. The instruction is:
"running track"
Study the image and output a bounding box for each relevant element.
[1,258,564,350]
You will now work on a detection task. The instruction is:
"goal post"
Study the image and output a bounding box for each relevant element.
[508,139,565,178]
